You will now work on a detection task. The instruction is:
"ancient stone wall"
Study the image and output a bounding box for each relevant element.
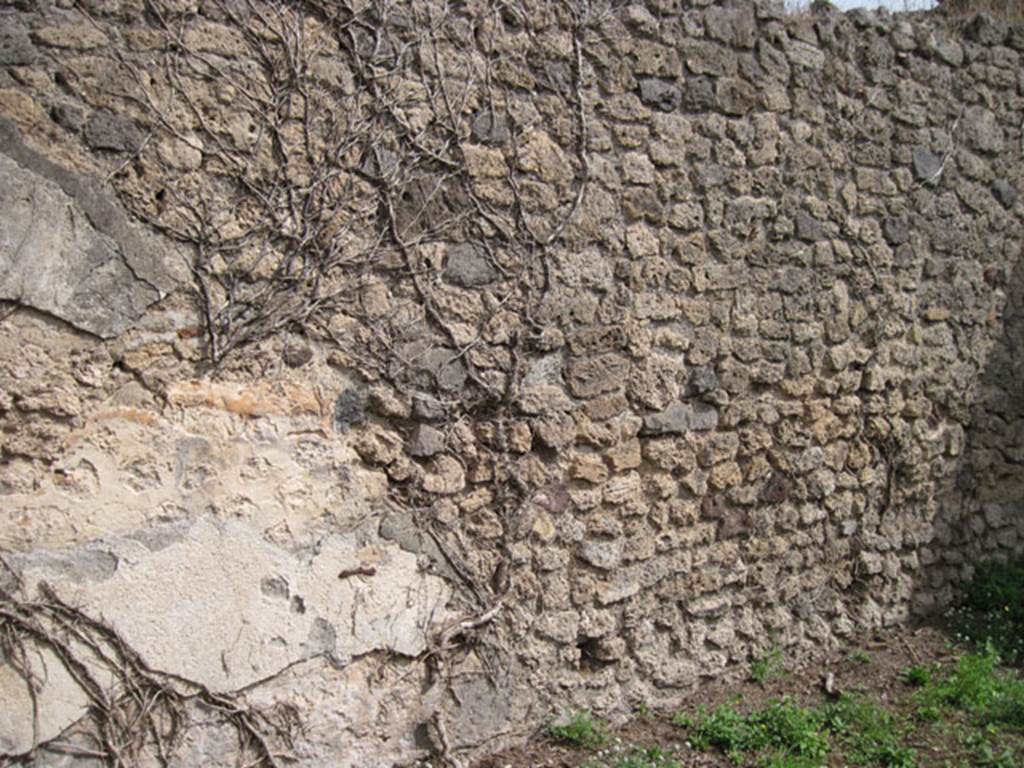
[0,1,1022,765]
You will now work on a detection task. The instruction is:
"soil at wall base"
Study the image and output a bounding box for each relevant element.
[468,621,1014,768]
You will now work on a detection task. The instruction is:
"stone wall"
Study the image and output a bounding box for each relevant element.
[0,1,1022,765]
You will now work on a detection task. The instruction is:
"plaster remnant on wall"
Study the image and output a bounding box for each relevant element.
[3,518,450,755]
[241,655,438,768]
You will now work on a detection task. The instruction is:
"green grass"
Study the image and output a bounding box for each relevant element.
[586,647,1024,768]
[547,710,609,750]
[634,702,655,720]
[911,646,1024,767]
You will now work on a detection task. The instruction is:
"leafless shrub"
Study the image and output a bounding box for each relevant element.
[89,0,606,375]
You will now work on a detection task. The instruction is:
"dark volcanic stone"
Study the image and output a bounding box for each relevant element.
[360,147,399,178]
[883,216,910,246]
[795,210,825,242]
[641,402,719,435]
[333,388,366,431]
[686,366,718,397]
[412,393,446,421]
[408,424,445,457]
[992,179,1017,210]
[0,28,36,65]
[638,78,681,112]
[443,244,499,288]
[84,109,144,152]
[965,13,1007,46]
[471,110,510,145]
[52,102,85,133]
[282,344,313,368]
[681,76,715,112]
[760,472,792,504]
[912,147,943,183]
[719,508,751,539]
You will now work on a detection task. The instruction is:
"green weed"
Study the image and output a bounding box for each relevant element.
[751,645,786,684]
[679,693,924,768]
[934,647,1004,710]
[899,666,931,688]
[547,710,608,750]
[822,694,917,768]
[561,629,1024,768]
[959,727,1023,768]
[915,646,1024,731]
[634,702,655,720]
[670,711,692,728]
[681,698,829,765]
[851,649,873,664]
[685,702,752,761]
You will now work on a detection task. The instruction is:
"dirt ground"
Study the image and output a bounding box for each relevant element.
[472,620,1019,768]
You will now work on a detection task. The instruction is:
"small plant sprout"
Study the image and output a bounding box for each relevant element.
[851,649,873,664]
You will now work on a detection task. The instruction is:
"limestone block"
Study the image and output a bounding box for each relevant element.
[571,454,609,484]
[516,130,573,186]
[422,454,466,494]
[783,39,825,70]
[579,540,624,570]
[33,23,108,49]
[567,354,630,398]
[683,40,738,77]
[536,610,580,644]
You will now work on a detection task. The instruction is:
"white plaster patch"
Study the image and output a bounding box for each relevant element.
[1,519,450,755]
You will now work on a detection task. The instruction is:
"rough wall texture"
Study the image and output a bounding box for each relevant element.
[0,0,1022,765]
